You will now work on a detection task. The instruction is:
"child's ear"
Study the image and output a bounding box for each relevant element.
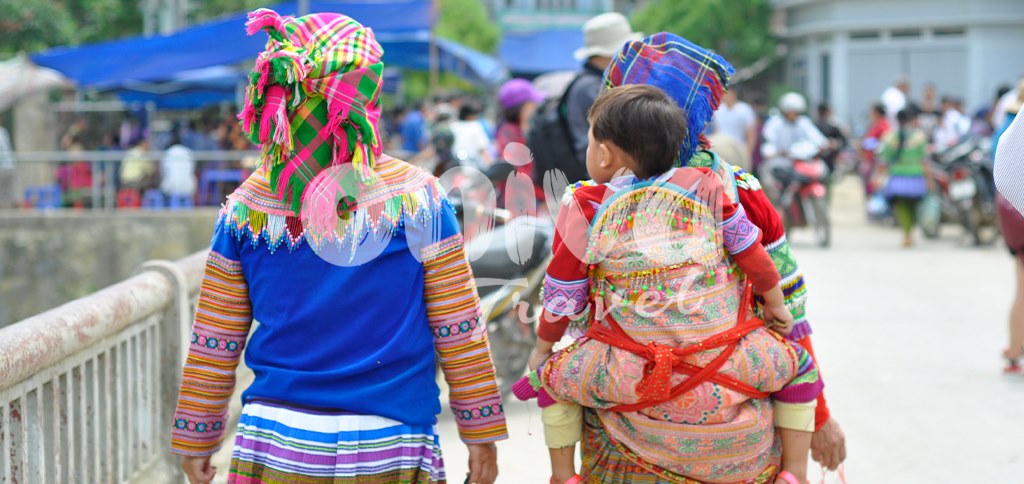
[598,143,613,167]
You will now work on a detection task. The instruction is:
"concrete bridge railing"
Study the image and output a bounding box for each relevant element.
[0,250,209,483]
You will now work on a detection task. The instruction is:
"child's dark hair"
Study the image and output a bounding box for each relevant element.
[588,85,687,179]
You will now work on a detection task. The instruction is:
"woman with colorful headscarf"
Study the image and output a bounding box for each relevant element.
[169,9,506,484]
[545,32,845,480]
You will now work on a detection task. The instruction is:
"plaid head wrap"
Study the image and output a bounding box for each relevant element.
[604,32,735,166]
[238,8,385,214]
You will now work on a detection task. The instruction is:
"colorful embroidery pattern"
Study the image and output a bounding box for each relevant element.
[543,275,590,316]
[720,205,760,255]
[422,239,508,444]
[765,235,811,341]
[171,250,253,456]
[222,156,446,255]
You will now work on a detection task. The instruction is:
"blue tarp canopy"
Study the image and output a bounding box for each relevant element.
[32,0,507,96]
[499,29,583,75]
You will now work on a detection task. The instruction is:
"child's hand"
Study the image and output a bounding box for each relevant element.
[762,302,794,337]
[528,348,552,371]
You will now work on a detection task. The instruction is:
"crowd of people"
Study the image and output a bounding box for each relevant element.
[6,112,259,208]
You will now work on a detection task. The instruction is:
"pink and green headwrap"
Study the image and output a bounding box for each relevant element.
[604,32,735,166]
[239,8,385,214]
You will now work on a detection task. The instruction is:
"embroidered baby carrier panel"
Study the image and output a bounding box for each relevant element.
[584,178,745,346]
[222,156,446,253]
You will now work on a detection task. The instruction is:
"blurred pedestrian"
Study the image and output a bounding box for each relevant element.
[173,9,505,484]
[878,106,931,248]
[759,92,829,203]
[451,100,493,166]
[814,103,848,176]
[995,109,1024,215]
[993,75,1023,130]
[712,88,758,169]
[993,94,1024,373]
[881,76,910,123]
[861,103,891,196]
[565,12,640,177]
[120,138,153,191]
[57,136,93,208]
[400,102,427,154]
[918,82,941,139]
[160,135,197,200]
[933,96,969,150]
[495,78,545,160]
[0,124,15,209]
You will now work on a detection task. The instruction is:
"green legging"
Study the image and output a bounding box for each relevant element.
[891,197,921,235]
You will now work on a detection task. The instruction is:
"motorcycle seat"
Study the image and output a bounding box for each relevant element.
[468,218,551,280]
[772,166,811,185]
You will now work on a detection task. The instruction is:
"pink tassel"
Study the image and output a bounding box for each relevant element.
[272,110,291,146]
[258,85,287,143]
[245,8,287,36]
[254,60,271,98]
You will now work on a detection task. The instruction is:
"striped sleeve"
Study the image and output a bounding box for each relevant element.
[421,205,507,444]
[171,220,253,456]
[996,113,1024,215]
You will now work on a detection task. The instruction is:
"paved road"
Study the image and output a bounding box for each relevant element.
[436,179,1024,483]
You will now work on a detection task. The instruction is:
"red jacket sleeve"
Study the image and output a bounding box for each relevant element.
[537,185,606,342]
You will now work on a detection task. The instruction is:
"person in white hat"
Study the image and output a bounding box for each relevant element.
[563,13,641,175]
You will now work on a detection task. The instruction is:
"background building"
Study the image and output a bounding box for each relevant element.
[773,0,1024,130]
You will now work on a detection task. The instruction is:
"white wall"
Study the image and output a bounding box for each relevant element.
[777,0,1024,130]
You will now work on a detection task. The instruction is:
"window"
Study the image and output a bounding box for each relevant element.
[933,27,966,37]
[891,29,922,39]
[850,30,881,40]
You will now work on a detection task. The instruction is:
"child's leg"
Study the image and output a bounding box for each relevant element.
[777,426,812,483]
[1010,256,1024,357]
[773,342,823,483]
[541,402,582,483]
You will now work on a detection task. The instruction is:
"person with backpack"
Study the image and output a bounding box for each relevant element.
[527,12,639,186]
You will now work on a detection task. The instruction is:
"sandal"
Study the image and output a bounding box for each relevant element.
[550,475,583,484]
[776,470,806,484]
[1004,349,1022,374]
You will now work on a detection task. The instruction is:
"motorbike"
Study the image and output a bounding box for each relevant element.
[444,157,553,396]
[468,211,551,396]
[771,141,832,248]
[931,135,999,245]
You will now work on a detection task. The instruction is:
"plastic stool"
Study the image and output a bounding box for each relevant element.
[167,194,195,209]
[116,188,141,208]
[142,189,165,209]
[23,185,62,209]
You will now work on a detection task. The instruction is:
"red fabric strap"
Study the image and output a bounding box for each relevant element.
[586,284,770,413]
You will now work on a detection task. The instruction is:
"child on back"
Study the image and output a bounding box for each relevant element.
[514,85,823,484]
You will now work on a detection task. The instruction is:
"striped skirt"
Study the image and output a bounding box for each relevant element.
[229,400,446,483]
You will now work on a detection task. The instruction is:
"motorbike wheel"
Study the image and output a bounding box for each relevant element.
[803,195,831,248]
[961,202,1000,247]
[486,298,538,397]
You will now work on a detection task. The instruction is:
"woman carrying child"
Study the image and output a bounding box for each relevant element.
[516,85,823,484]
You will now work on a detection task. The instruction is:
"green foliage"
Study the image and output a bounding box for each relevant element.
[66,0,142,44]
[436,0,500,54]
[0,0,267,55]
[0,1,77,54]
[631,0,776,69]
[191,0,268,22]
